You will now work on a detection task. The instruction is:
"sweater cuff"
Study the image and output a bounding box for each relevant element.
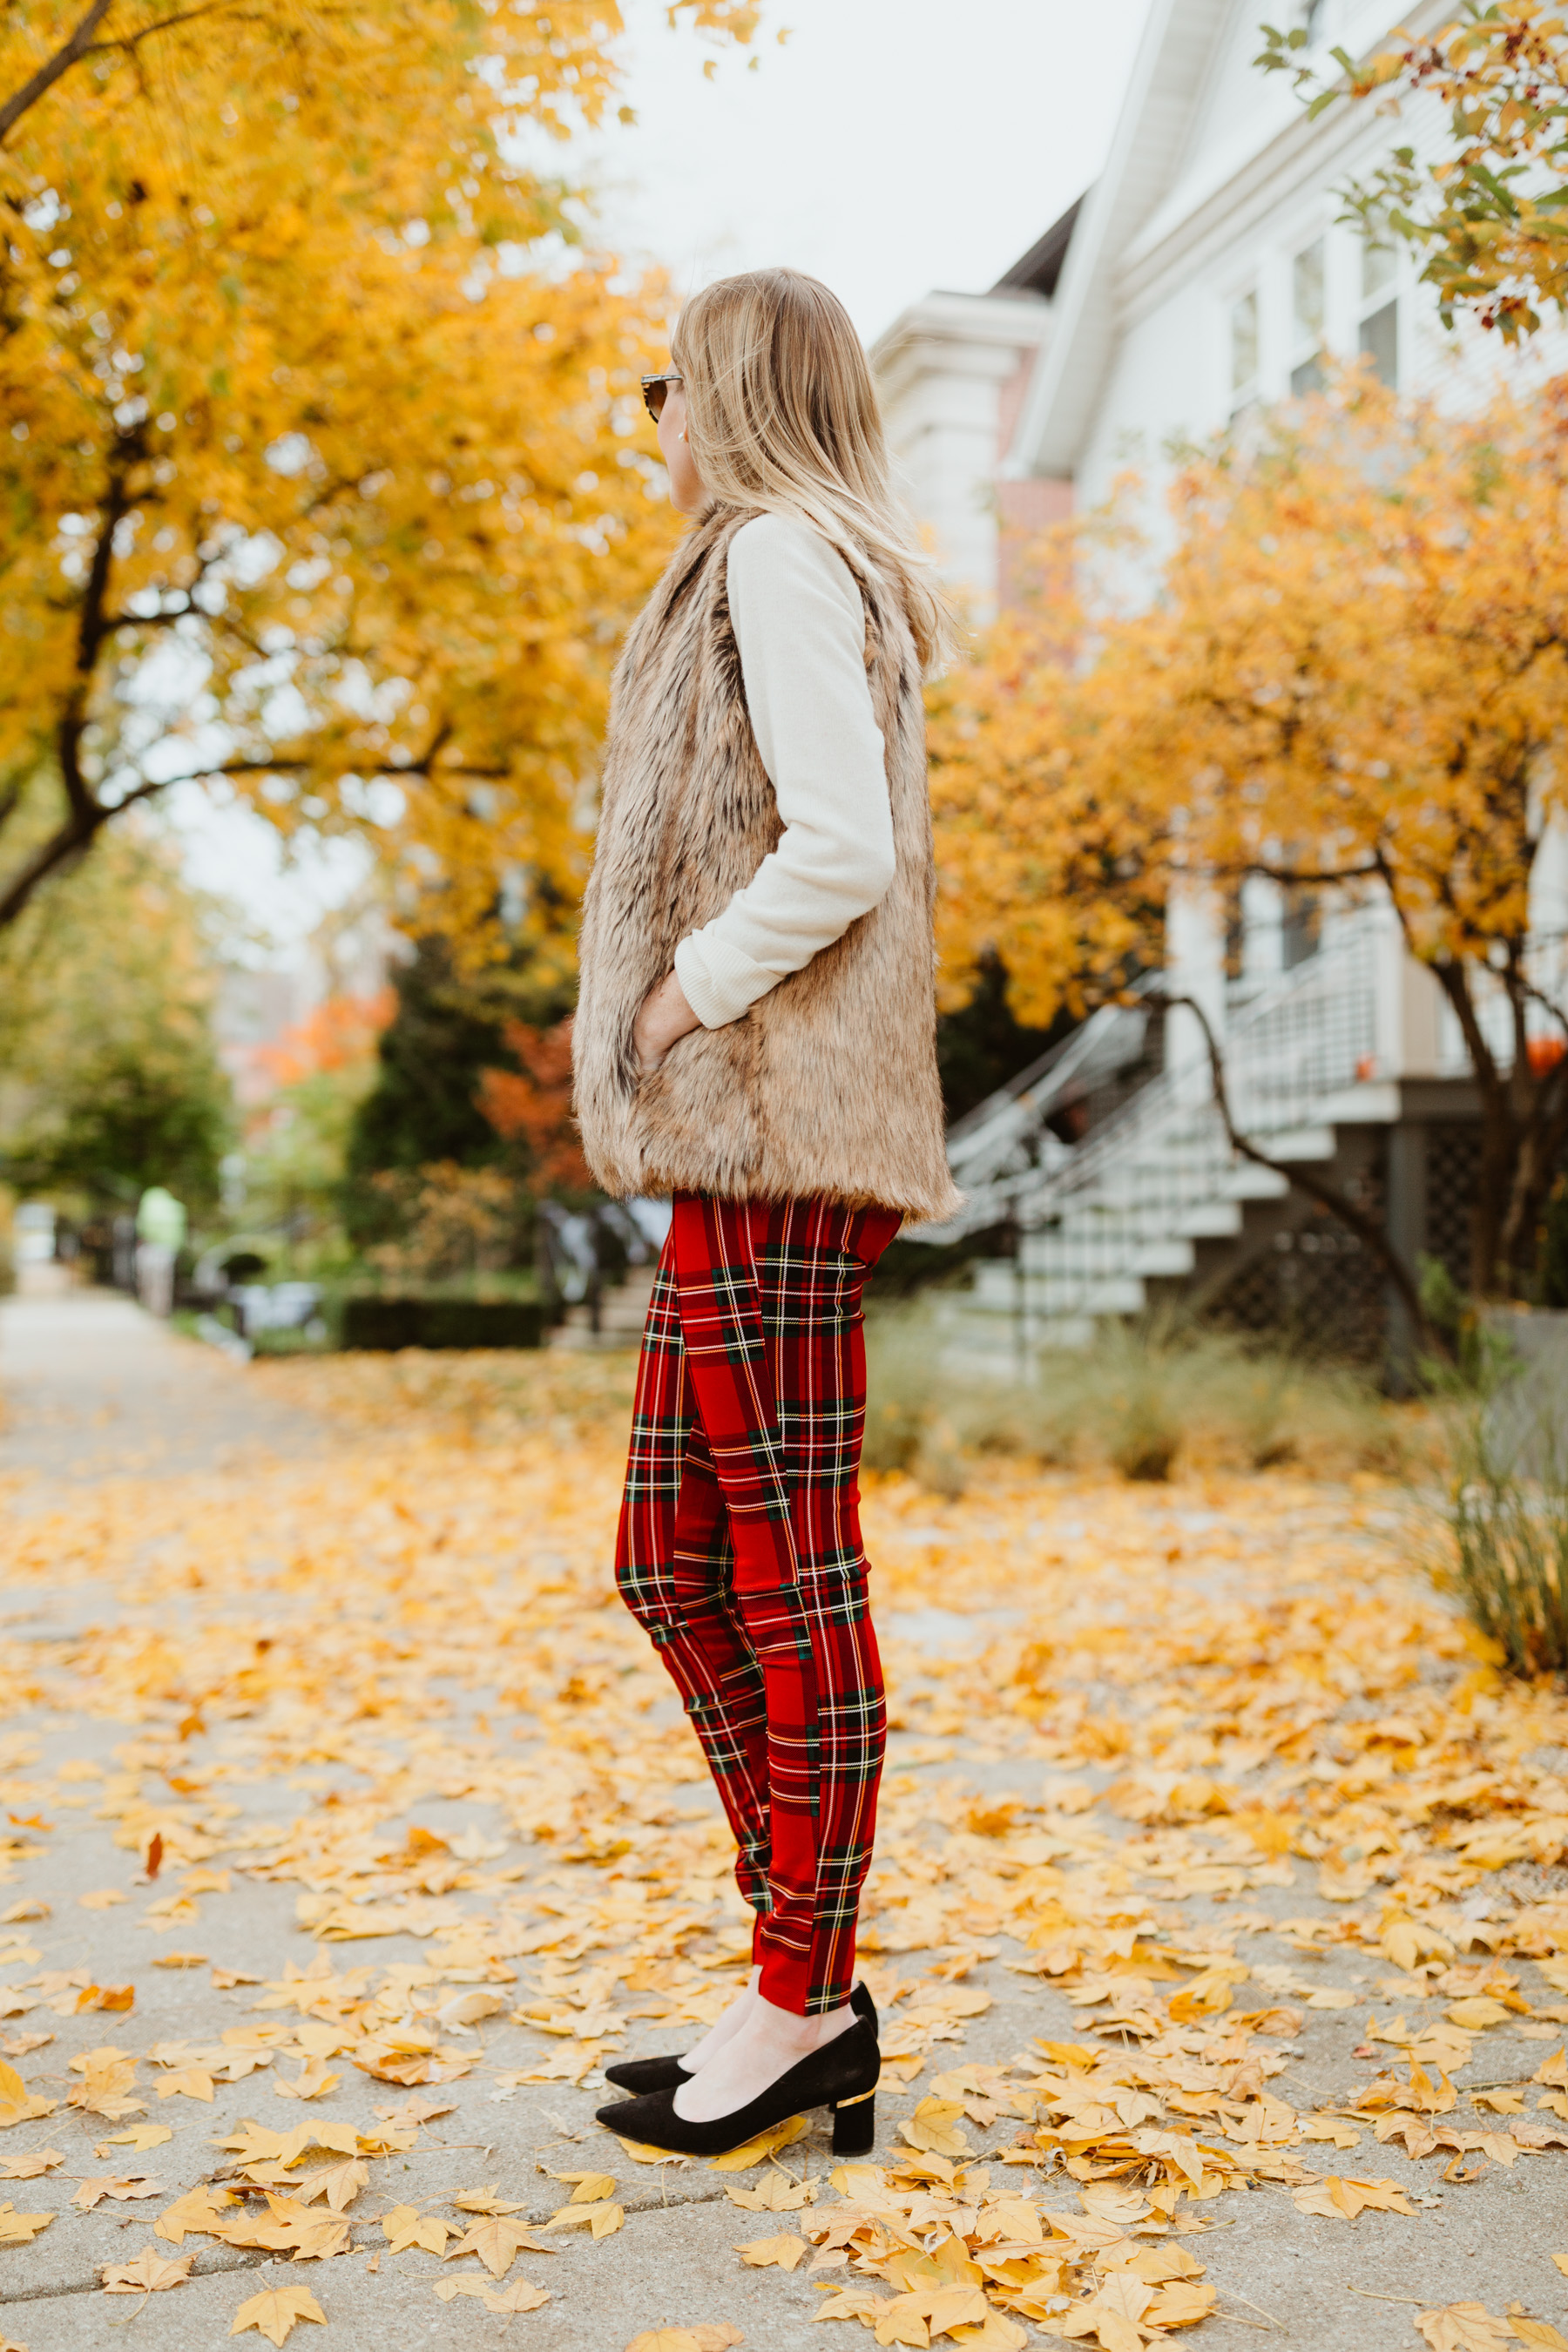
[674,933,780,1029]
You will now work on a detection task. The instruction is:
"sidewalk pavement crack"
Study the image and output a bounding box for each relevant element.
[0,2181,747,2306]
[3,2247,270,2305]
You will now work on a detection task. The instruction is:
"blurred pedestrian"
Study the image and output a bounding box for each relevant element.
[134,1186,186,1317]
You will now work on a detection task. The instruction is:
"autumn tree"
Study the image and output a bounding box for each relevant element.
[933,375,1568,1302]
[0,2,760,961]
[1259,1,1568,341]
[0,814,233,1206]
[478,1019,591,1192]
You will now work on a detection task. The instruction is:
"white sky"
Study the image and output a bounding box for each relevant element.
[580,0,1153,346]
[176,0,1153,954]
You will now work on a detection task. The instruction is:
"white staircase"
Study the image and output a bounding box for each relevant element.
[924,924,1391,1339]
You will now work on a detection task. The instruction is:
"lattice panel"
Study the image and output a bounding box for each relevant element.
[1426,1123,1482,1292]
[1208,1170,1388,1362]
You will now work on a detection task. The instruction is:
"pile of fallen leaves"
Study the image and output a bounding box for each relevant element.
[2,1354,1568,2346]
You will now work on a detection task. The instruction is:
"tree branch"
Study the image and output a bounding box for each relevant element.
[1153,988,1446,1360]
[1234,857,1384,889]
[0,0,112,143]
[85,2,233,54]
[0,771,171,931]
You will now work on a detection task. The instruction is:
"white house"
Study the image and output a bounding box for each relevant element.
[872,0,1568,1352]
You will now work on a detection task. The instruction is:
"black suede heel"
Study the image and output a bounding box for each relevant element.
[602,1981,878,2096]
[595,2016,880,2159]
[830,2086,875,2157]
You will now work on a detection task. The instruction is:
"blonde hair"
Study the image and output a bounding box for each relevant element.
[670,267,956,674]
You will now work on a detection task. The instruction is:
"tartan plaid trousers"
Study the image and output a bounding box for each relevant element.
[614,1191,901,2016]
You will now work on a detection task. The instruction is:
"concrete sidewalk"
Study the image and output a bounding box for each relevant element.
[0,1291,325,1490]
[3,1307,1568,2350]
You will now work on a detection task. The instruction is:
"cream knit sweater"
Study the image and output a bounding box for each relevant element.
[672,512,896,1030]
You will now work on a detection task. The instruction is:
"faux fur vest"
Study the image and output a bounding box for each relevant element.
[572,504,961,1225]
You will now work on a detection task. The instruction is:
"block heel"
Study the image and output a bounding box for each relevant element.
[831,2089,875,2157]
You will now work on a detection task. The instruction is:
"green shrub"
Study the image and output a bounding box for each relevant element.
[1541,1177,1568,1310]
[341,1296,545,1352]
[1439,1414,1568,1677]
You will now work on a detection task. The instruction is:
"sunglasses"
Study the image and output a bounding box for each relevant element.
[640,372,683,422]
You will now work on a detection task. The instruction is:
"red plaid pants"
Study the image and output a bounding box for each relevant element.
[614,1192,900,2015]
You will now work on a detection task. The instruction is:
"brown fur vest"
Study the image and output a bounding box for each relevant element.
[572,504,961,1225]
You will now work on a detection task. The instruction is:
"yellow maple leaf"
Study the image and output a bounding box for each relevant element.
[734,2232,808,2270]
[101,2246,195,2295]
[380,2204,452,2255]
[289,2159,367,2213]
[0,2204,51,2244]
[1510,2308,1568,2352]
[447,2213,546,2277]
[95,2126,172,2155]
[153,2067,214,2104]
[271,2058,341,2102]
[229,2284,327,2345]
[71,2175,166,2210]
[1416,2307,1519,2352]
[1445,1997,1511,2031]
[899,2097,970,2157]
[544,2197,623,2237]
[726,2173,815,2212]
[706,2115,810,2170]
[549,2167,618,2202]
[624,2329,744,2352]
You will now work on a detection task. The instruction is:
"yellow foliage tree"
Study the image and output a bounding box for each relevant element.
[932,375,1568,1301]
[1259,2,1568,341]
[0,2,760,957]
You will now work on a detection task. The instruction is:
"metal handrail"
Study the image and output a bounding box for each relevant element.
[926,922,1382,1247]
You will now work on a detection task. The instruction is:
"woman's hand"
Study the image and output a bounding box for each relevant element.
[633,970,700,1072]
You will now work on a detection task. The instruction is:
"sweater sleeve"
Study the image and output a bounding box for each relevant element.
[672,513,896,1030]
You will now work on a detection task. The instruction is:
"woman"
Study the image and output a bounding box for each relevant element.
[573,267,959,2159]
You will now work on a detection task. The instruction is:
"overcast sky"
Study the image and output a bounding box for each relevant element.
[175,0,1154,954]
[578,0,1153,345]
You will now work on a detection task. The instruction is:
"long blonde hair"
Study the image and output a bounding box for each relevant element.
[670,267,956,674]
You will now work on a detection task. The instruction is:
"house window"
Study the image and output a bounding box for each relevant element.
[1290,239,1325,395]
[1230,288,1259,420]
[1359,234,1399,387]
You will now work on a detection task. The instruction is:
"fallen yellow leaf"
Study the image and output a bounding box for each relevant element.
[899,2096,970,2157]
[95,2126,172,2155]
[1416,2308,1519,2352]
[0,2204,52,2244]
[229,2284,327,2345]
[624,2331,743,2352]
[727,2173,815,2212]
[706,2116,810,2171]
[433,2276,551,2314]
[1445,1997,1511,2031]
[549,2167,618,2202]
[101,2247,194,2295]
[380,2204,451,2255]
[734,2232,808,2270]
[446,2213,547,2276]
[1510,2309,1568,2352]
[544,2197,623,2237]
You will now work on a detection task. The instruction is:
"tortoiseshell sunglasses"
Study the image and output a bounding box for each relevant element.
[640,372,683,422]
